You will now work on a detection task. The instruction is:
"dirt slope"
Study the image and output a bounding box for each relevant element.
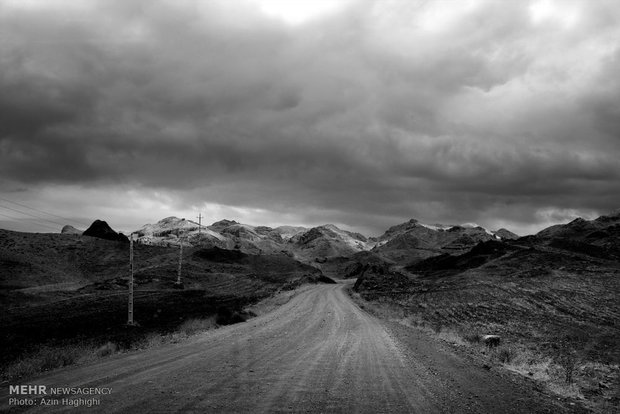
[0,284,582,413]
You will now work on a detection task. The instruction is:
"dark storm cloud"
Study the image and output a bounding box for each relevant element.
[1,0,619,234]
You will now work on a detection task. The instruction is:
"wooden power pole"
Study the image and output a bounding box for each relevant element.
[128,233,136,326]
[175,238,184,288]
[197,213,202,236]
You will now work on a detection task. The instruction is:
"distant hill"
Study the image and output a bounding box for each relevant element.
[0,228,323,295]
[214,221,287,254]
[493,228,519,240]
[83,220,129,243]
[288,224,370,261]
[60,225,82,235]
[135,217,227,248]
[132,217,373,261]
[533,211,620,258]
[52,214,619,268]
[271,225,308,240]
[370,219,505,265]
[134,217,304,255]
[402,211,620,278]
[128,216,523,265]
[0,228,132,291]
[48,213,618,267]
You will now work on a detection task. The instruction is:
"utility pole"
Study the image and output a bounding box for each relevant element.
[197,213,202,236]
[128,233,136,326]
[175,238,184,289]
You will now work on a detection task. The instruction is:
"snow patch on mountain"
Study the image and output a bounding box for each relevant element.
[135,216,225,245]
[419,223,453,231]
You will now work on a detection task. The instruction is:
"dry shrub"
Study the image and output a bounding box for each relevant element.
[142,333,165,348]
[402,314,425,328]
[178,316,218,335]
[556,343,578,384]
[366,300,407,320]
[5,360,38,380]
[431,321,443,334]
[504,348,553,382]
[463,332,482,344]
[95,342,118,357]
[215,307,246,326]
[131,333,161,350]
[504,347,590,401]
[495,346,517,364]
[547,382,584,400]
[436,329,467,346]
[37,345,86,370]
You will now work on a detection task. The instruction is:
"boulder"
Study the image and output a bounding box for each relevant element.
[482,335,501,348]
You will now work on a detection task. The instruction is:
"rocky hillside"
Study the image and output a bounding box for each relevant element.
[370,219,510,265]
[83,220,129,243]
[127,216,520,266]
[531,211,620,259]
[135,217,228,248]
[288,224,370,262]
[50,213,616,271]
[0,226,324,299]
[131,217,372,262]
[133,217,308,256]
[353,212,620,410]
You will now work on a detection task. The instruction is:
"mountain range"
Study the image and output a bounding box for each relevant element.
[53,211,620,271]
[86,216,517,266]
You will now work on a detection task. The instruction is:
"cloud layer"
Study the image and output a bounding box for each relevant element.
[1,0,619,235]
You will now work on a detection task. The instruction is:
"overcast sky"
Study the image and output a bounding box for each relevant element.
[0,0,619,236]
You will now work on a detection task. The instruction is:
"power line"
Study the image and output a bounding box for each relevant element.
[0,205,64,230]
[0,211,60,231]
[0,196,89,228]
[0,203,68,228]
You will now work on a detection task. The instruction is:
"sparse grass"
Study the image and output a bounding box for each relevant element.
[32,345,88,371]
[3,280,292,382]
[5,344,94,381]
[463,332,482,344]
[494,346,517,364]
[548,382,585,400]
[348,288,407,321]
[431,321,443,333]
[95,341,118,357]
[347,287,620,412]
[436,329,468,346]
[3,315,226,381]
[215,307,247,325]
[177,316,218,335]
[504,347,552,380]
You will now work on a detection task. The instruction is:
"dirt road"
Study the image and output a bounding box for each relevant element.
[2,283,583,413]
